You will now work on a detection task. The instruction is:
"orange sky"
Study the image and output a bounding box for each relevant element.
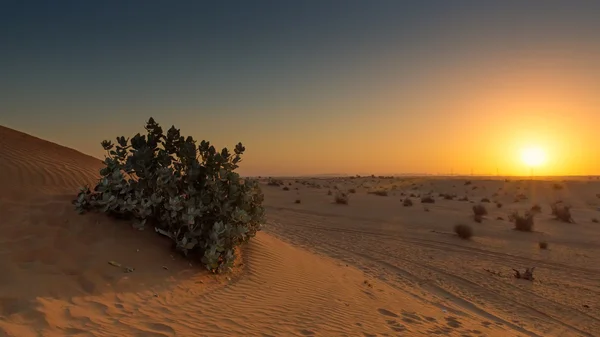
[2,2,600,177]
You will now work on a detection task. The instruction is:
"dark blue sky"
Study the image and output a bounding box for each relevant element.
[2,1,599,175]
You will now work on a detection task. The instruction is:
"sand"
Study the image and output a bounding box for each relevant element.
[0,125,598,337]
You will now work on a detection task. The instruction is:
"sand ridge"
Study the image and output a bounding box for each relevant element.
[0,125,598,336]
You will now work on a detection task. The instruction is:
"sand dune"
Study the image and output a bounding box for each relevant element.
[0,126,598,336]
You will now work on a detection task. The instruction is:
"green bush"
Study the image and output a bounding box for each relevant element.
[73,118,265,273]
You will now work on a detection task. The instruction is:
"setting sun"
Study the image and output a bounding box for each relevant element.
[520,147,547,167]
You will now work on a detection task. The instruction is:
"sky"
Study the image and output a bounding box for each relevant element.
[1,1,600,176]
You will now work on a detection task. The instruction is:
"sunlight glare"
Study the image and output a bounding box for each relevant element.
[520,147,547,167]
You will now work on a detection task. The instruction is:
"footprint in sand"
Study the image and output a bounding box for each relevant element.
[445,316,462,328]
[377,308,399,318]
[298,329,315,336]
[401,311,424,324]
[385,319,407,332]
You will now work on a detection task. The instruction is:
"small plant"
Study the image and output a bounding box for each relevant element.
[550,201,574,223]
[539,241,548,249]
[282,186,290,191]
[327,190,332,196]
[454,224,473,239]
[268,178,283,186]
[474,214,483,223]
[592,218,598,223]
[334,191,349,205]
[369,190,388,196]
[348,188,357,193]
[480,197,490,203]
[421,196,435,203]
[72,118,265,273]
[403,198,413,207]
[496,202,503,208]
[472,204,488,216]
[552,183,563,190]
[509,211,535,232]
[294,199,301,204]
[530,203,542,213]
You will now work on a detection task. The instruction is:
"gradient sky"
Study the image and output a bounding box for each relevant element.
[2,1,600,176]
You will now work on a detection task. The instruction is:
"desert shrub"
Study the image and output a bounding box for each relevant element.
[294,199,301,204]
[282,186,290,191]
[368,190,388,196]
[480,197,490,203]
[496,202,503,208]
[403,198,413,207]
[473,214,483,223]
[530,203,542,213]
[539,241,548,249]
[592,218,599,223]
[421,196,435,203]
[454,224,473,239]
[348,188,357,193]
[267,178,283,186]
[334,191,349,205]
[472,204,488,216]
[509,211,534,232]
[550,201,574,223]
[327,190,332,195]
[73,118,265,273]
[458,196,469,202]
[552,183,563,190]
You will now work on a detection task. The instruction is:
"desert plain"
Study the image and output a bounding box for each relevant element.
[0,125,599,337]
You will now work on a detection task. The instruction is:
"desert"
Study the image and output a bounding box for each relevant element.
[0,125,598,336]
[3,2,600,336]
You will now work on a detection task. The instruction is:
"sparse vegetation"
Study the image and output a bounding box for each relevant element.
[480,197,490,203]
[403,198,413,207]
[421,196,435,203]
[509,211,535,232]
[348,188,356,193]
[454,224,473,239]
[530,203,542,213]
[369,190,388,197]
[72,118,265,273]
[539,241,548,249]
[294,199,301,204]
[472,204,488,216]
[268,178,283,186]
[282,186,290,191]
[496,202,503,208]
[334,191,349,205]
[550,201,574,223]
[592,218,598,223]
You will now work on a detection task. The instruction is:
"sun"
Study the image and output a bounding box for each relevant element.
[520,147,547,167]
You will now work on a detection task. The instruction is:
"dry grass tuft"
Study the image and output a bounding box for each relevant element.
[509,211,535,232]
[334,191,349,205]
[454,224,473,239]
[421,196,435,203]
[472,204,488,216]
[550,201,574,223]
